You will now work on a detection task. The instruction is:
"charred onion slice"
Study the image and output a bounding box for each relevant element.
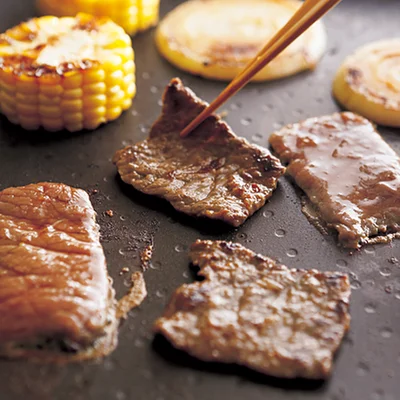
[36,0,160,36]
[333,39,400,127]
[0,13,135,132]
[155,0,327,82]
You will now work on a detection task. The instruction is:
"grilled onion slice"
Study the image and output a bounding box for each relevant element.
[333,39,400,127]
[155,0,327,82]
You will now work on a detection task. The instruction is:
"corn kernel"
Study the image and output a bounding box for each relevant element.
[36,0,160,36]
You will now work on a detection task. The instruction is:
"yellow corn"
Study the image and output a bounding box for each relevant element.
[0,13,136,132]
[36,0,160,36]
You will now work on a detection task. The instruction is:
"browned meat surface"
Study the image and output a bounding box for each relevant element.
[269,112,400,249]
[0,182,146,362]
[154,240,351,379]
[113,78,285,227]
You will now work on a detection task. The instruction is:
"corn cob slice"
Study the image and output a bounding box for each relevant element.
[0,13,135,132]
[36,0,160,36]
[155,0,327,82]
[333,39,400,128]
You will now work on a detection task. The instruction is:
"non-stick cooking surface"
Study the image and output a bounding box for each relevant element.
[0,0,399,399]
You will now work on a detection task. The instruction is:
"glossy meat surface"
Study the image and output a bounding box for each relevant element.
[269,112,400,248]
[113,78,285,227]
[154,240,351,379]
[0,183,112,347]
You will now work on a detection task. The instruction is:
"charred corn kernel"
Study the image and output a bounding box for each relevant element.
[156,0,327,82]
[0,13,136,132]
[36,0,160,36]
[333,39,400,128]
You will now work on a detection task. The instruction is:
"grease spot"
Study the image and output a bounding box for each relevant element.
[350,279,361,290]
[252,133,263,142]
[230,102,241,110]
[286,249,298,258]
[292,109,303,117]
[364,246,376,255]
[336,259,348,268]
[379,266,391,277]
[356,362,370,376]
[123,277,132,287]
[364,303,376,314]
[263,210,274,218]
[151,261,162,270]
[275,229,286,238]
[380,327,393,338]
[175,244,187,253]
[240,117,252,126]
[262,104,274,111]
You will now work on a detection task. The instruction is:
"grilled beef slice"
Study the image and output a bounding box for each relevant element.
[269,112,400,248]
[154,240,351,379]
[113,78,285,227]
[0,182,146,362]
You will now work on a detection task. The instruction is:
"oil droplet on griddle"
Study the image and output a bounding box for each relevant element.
[175,244,187,253]
[364,246,376,255]
[240,117,252,126]
[356,362,370,376]
[379,266,391,277]
[252,133,262,142]
[263,210,274,218]
[150,261,161,270]
[350,279,361,290]
[275,229,286,237]
[380,327,393,339]
[336,259,348,268]
[286,249,298,257]
[364,303,376,314]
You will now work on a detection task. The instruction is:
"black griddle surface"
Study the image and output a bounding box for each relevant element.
[0,1,399,399]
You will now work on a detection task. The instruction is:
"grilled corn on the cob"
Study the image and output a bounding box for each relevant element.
[0,13,135,132]
[37,0,160,36]
[333,39,400,128]
[155,0,327,82]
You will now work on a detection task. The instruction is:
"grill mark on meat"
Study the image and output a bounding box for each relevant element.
[269,112,400,249]
[113,78,285,227]
[154,240,351,379]
[0,182,146,362]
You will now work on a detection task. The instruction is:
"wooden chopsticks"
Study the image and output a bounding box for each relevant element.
[180,0,342,138]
